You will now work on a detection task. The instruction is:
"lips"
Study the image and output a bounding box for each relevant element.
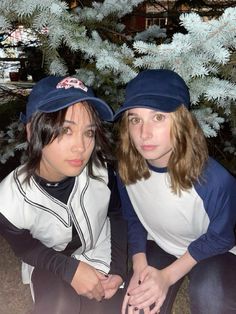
[140,145,157,151]
[67,159,84,167]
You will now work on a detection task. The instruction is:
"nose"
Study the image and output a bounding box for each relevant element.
[71,134,86,153]
[140,122,153,140]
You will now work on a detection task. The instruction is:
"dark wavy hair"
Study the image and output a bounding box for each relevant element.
[20,101,113,184]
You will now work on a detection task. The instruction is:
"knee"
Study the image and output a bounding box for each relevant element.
[32,269,80,314]
[189,268,223,301]
[33,287,80,314]
[189,269,225,314]
[188,254,236,314]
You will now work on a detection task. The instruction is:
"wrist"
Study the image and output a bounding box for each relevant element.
[161,267,174,286]
[161,251,197,286]
[132,252,148,272]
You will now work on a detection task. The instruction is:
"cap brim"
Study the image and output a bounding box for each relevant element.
[113,95,183,121]
[39,95,113,122]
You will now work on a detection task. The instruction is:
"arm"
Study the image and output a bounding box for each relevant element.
[117,175,147,256]
[98,167,127,299]
[0,213,105,301]
[189,167,236,261]
[107,168,128,282]
[0,213,79,284]
[116,176,151,313]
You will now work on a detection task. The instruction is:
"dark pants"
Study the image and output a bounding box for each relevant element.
[31,268,125,314]
[126,241,236,314]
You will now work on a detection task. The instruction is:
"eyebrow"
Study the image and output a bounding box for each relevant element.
[64,120,96,128]
[127,112,138,116]
[128,110,164,116]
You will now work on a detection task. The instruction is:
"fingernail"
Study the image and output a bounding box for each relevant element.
[138,280,141,284]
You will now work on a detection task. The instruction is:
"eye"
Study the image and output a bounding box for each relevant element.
[128,117,141,125]
[61,126,72,135]
[154,113,166,122]
[85,129,96,138]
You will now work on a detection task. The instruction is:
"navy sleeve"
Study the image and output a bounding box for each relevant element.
[188,159,236,261]
[117,175,147,256]
[0,213,79,284]
[107,167,128,281]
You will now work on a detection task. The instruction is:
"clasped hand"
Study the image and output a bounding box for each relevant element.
[122,266,170,314]
[71,261,122,301]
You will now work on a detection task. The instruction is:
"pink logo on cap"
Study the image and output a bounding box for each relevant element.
[56,77,88,92]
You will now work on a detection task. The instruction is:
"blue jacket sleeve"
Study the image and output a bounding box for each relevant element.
[117,175,147,256]
[188,159,236,261]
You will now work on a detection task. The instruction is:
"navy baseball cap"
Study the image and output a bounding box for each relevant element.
[113,69,190,120]
[21,76,113,123]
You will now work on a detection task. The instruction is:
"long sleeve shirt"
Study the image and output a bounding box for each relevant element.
[117,157,236,261]
[0,164,127,288]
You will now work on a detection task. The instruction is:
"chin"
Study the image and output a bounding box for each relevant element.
[69,167,86,177]
[141,152,159,160]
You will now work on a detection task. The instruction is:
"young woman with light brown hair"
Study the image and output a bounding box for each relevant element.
[114,69,236,314]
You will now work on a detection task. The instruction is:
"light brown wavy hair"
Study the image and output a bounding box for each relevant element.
[116,105,208,195]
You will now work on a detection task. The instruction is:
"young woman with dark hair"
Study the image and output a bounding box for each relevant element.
[0,76,127,314]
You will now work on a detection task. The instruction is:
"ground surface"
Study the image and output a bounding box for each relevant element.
[0,235,190,314]
[0,236,33,314]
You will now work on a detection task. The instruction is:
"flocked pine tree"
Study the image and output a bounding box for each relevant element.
[0,1,235,171]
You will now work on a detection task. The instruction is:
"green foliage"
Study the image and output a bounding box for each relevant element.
[0,1,235,174]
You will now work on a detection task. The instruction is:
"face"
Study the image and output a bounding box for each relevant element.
[128,107,172,168]
[38,103,96,181]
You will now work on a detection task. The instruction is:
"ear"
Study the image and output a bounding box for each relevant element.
[26,123,31,142]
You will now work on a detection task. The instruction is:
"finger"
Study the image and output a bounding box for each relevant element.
[103,288,117,299]
[131,294,157,310]
[130,290,157,306]
[129,283,148,297]
[128,304,136,314]
[96,271,109,280]
[143,306,152,314]
[102,280,118,294]
[150,304,161,314]
[139,267,149,282]
[93,291,104,302]
[122,293,130,314]
[104,281,117,291]
[149,298,164,314]
[85,292,94,300]
[92,282,106,301]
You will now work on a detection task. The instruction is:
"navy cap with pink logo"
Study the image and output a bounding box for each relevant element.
[21,76,113,122]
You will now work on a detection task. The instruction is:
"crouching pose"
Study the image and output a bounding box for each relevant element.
[114,69,236,314]
[0,76,127,314]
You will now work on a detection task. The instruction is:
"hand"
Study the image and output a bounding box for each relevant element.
[99,274,123,299]
[122,271,151,314]
[128,266,170,314]
[71,261,105,301]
